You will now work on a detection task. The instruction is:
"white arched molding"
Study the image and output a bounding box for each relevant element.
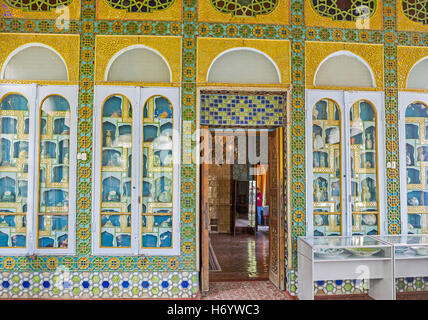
[314,50,376,88]
[105,45,172,83]
[206,47,281,84]
[398,92,428,235]
[406,57,428,90]
[1,43,68,81]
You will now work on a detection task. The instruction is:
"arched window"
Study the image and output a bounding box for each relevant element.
[314,51,375,88]
[99,94,133,248]
[207,48,281,84]
[349,100,379,236]
[312,99,342,236]
[404,102,428,234]
[0,93,29,248]
[1,44,68,81]
[141,96,173,249]
[106,46,171,83]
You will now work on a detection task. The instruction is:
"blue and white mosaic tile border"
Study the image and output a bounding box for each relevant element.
[288,270,428,296]
[0,271,199,298]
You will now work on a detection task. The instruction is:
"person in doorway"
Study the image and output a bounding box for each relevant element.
[257,187,263,226]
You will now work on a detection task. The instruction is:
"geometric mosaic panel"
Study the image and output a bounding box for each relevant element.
[3,0,72,11]
[105,0,174,13]
[402,0,428,25]
[310,0,376,22]
[0,271,198,299]
[200,92,284,126]
[210,0,278,17]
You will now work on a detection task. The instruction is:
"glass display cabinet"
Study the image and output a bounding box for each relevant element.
[298,236,394,300]
[372,235,428,280]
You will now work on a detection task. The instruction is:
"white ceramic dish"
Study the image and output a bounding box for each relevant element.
[411,246,428,256]
[314,248,344,258]
[345,247,381,257]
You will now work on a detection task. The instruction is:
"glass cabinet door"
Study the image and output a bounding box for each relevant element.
[93,86,180,255]
[100,94,133,249]
[0,93,30,249]
[311,98,343,236]
[345,91,385,236]
[307,90,385,236]
[399,92,428,235]
[349,100,380,235]
[35,85,78,254]
[93,86,139,255]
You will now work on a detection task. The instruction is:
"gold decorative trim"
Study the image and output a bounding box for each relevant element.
[397,0,428,32]
[397,46,428,91]
[95,35,182,85]
[0,34,80,83]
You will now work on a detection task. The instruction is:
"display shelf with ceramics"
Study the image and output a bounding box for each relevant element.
[349,100,379,236]
[141,95,173,249]
[312,99,342,237]
[372,234,428,280]
[298,235,394,300]
[37,95,71,249]
[100,94,133,248]
[0,93,29,248]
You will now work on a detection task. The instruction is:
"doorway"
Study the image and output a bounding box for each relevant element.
[200,125,285,291]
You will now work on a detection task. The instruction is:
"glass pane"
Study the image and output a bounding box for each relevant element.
[37,95,70,248]
[142,96,173,248]
[405,102,428,234]
[0,94,29,248]
[312,99,342,236]
[349,100,379,235]
[100,95,132,248]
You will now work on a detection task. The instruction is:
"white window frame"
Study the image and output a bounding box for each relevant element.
[306,89,387,236]
[398,91,428,235]
[0,84,78,255]
[92,86,181,256]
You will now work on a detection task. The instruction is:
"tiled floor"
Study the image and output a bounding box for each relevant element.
[209,230,269,282]
[198,281,292,300]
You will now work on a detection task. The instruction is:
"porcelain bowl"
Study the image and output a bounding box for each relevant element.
[314,248,344,258]
[345,247,381,257]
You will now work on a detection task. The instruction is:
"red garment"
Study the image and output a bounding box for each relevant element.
[257,192,263,207]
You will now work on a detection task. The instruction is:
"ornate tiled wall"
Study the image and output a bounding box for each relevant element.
[0,0,427,299]
[200,92,284,126]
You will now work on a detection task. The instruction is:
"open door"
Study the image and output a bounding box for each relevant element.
[268,128,285,290]
[200,126,210,292]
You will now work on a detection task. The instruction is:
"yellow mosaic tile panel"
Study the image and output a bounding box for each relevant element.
[0,33,80,84]
[96,0,182,21]
[198,0,289,25]
[305,41,384,90]
[95,35,182,86]
[397,46,428,91]
[197,38,290,86]
[397,0,428,32]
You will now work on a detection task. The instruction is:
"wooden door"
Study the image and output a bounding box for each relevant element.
[200,126,210,291]
[268,128,285,290]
